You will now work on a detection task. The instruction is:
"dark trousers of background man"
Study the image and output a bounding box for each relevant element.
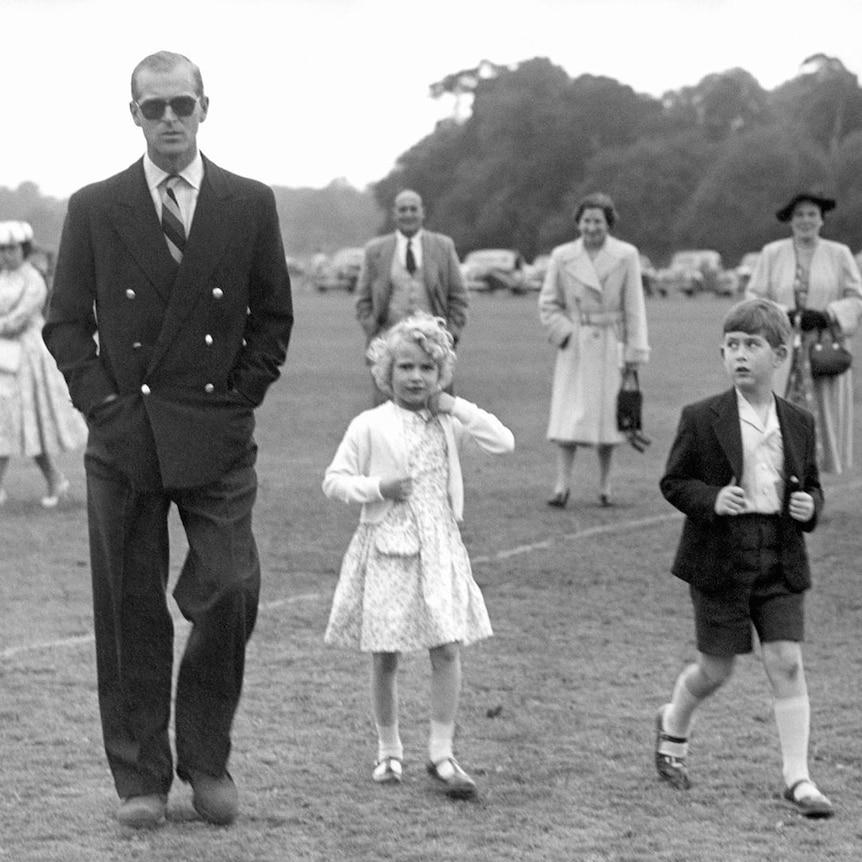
[85,449,260,799]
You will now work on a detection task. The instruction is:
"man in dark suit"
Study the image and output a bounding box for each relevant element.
[355,189,467,401]
[43,51,293,828]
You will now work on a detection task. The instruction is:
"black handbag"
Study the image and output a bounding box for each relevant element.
[809,321,852,378]
[617,368,651,452]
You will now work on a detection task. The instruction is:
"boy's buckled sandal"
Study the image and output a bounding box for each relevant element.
[655,704,691,790]
[783,779,834,818]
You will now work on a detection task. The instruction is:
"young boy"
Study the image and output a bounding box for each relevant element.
[654,298,833,818]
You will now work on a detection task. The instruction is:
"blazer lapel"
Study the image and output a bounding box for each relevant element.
[711,389,744,480]
[108,160,178,303]
[148,157,233,371]
[775,397,805,481]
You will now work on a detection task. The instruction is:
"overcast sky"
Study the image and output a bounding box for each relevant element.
[2,0,861,198]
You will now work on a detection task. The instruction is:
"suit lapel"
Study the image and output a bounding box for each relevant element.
[711,389,744,480]
[148,157,234,371]
[420,233,443,305]
[108,161,178,303]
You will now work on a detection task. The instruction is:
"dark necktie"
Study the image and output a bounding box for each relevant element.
[405,239,416,275]
[161,175,186,264]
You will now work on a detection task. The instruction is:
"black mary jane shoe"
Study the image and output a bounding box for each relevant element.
[547,490,570,509]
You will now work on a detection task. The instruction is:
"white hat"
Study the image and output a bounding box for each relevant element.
[0,221,34,245]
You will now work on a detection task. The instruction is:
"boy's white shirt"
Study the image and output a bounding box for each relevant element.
[322,397,514,522]
[735,388,784,514]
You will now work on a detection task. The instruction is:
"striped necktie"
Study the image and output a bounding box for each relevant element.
[161,175,186,264]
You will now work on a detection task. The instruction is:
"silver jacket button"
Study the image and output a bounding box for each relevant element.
[212,288,224,299]
[204,334,213,346]
[141,384,151,395]
[126,289,136,299]
[204,383,214,393]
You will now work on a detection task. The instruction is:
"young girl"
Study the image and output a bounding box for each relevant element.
[323,312,514,798]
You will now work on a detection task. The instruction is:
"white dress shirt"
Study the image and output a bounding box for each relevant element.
[396,229,423,272]
[736,389,784,514]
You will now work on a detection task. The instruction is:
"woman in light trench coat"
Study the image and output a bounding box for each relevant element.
[538,193,650,507]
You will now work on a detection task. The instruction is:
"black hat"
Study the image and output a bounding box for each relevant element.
[776,192,836,222]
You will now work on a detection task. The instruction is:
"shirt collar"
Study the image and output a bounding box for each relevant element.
[397,229,423,246]
[735,388,778,433]
[143,151,204,192]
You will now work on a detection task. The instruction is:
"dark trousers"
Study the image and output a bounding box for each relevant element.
[85,451,260,799]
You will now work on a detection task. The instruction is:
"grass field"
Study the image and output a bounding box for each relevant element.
[2,288,861,862]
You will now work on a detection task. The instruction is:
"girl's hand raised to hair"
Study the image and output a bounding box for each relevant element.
[379,475,413,501]
[428,391,455,414]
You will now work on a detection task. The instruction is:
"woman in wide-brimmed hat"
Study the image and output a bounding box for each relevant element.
[747,192,862,473]
[0,221,87,506]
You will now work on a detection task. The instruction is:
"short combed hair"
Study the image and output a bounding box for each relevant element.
[575,192,618,229]
[723,298,791,349]
[367,312,456,398]
[131,51,204,99]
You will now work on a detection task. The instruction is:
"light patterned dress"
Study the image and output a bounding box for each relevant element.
[325,408,493,652]
[0,262,87,457]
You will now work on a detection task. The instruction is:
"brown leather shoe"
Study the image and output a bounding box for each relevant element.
[117,794,167,828]
[188,771,239,825]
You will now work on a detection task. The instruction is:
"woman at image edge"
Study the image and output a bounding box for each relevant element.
[0,221,87,506]
[538,192,650,507]
[746,191,862,473]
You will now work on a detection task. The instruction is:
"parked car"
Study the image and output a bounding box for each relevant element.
[735,252,761,294]
[311,247,364,292]
[658,249,725,296]
[460,249,527,293]
[519,253,550,293]
[639,254,666,297]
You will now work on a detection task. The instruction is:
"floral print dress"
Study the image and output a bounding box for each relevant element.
[325,407,493,652]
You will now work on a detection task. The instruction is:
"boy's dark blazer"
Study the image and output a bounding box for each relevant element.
[660,388,822,594]
[44,155,293,491]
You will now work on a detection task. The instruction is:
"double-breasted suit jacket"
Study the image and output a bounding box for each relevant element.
[355,231,468,343]
[44,156,294,490]
[660,389,822,595]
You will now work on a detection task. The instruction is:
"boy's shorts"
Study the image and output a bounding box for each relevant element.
[689,515,805,656]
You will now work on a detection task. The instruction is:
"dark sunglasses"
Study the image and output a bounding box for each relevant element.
[135,96,200,120]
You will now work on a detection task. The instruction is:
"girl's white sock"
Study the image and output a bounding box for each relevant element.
[428,720,455,764]
[376,722,403,761]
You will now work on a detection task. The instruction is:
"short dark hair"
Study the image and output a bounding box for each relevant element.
[131,51,204,100]
[723,298,791,349]
[575,192,618,229]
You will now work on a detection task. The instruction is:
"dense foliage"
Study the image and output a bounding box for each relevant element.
[375,54,862,266]
[5,53,862,269]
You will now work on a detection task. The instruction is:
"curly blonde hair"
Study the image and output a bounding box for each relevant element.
[367,312,456,397]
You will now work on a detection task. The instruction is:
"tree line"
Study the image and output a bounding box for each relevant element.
[5,53,862,269]
[373,54,862,267]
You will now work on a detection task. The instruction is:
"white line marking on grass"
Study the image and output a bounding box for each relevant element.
[470,512,682,564]
[5,478,861,661]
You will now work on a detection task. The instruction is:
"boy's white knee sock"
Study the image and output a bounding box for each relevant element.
[773,694,810,787]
